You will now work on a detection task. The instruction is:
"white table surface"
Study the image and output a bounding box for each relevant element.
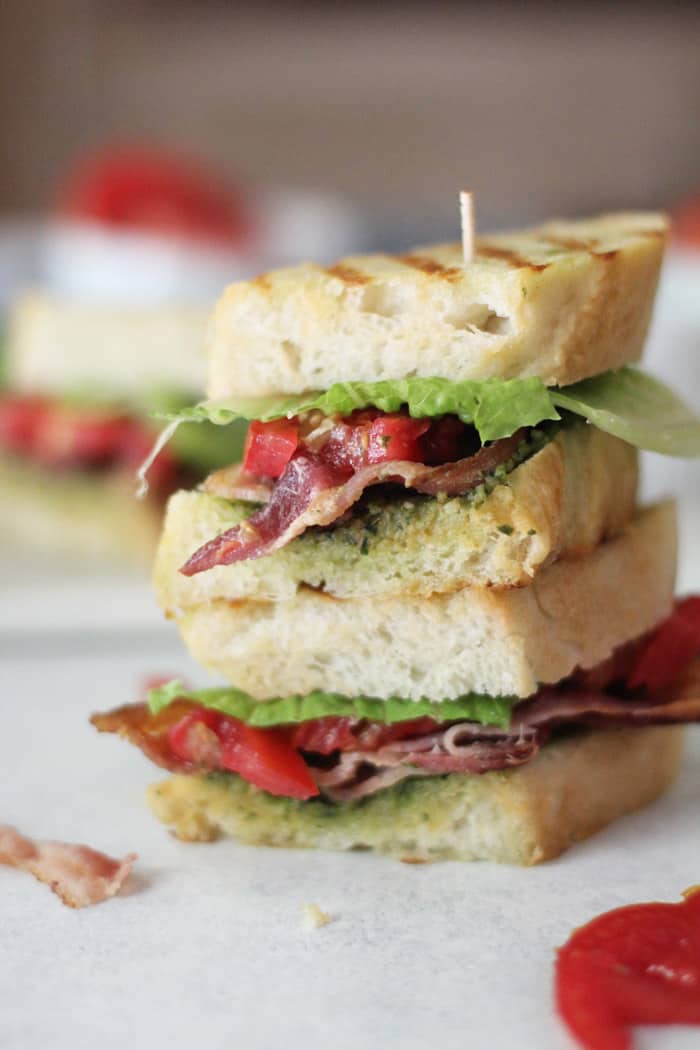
[2,500,700,1050]
[1,642,700,1050]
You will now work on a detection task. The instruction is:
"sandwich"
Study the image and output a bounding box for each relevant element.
[0,294,245,565]
[0,145,251,565]
[93,208,700,863]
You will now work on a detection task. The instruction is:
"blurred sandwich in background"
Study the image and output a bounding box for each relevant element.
[0,146,252,566]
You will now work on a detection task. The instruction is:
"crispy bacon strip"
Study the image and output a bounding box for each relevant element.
[91,700,196,772]
[0,825,136,908]
[203,464,274,503]
[181,431,525,576]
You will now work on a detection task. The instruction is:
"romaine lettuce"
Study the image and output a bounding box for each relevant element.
[550,368,700,457]
[156,367,700,456]
[158,375,559,443]
[148,679,517,728]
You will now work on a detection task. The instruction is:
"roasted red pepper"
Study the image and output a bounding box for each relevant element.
[556,888,700,1050]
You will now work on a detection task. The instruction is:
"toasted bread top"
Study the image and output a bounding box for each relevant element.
[207,211,668,398]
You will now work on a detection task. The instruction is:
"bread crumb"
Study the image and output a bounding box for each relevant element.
[302,902,333,929]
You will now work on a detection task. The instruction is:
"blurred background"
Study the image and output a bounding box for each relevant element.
[1,0,700,235]
[0,0,698,633]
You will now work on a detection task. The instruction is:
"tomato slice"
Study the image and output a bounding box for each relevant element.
[290,716,358,755]
[289,715,440,755]
[218,720,319,800]
[420,415,466,464]
[366,415,430,464]
[318,413,433,472]
[168,707,318,800]
[58,146,249,244]
[318,420,367,472]
[168,708,223,767]
[556,889,700,1050]
[1,396,178,493]
[242,419,299,478]
[32,410,129,466]
[0,395,49,454]
[627,597,700,692]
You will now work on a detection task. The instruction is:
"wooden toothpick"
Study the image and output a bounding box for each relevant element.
[460,190,475,265]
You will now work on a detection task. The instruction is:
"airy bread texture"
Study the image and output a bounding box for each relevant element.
[7,291,209,399]
[154,424,637,603]
[147,726,685,864]
[174,503,676,701]
[207,212,667,398]
[0,454,161,565]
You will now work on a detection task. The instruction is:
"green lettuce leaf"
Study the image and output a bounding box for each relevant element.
[550,368,700,457]
[148,679,517,729]
[155,367,700,458]
[158,375,560,443]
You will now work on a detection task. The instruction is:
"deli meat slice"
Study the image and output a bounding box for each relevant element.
[181,431,525,575]
[0,825,136,908]
[513,671,700,732]
[313,736,541,801]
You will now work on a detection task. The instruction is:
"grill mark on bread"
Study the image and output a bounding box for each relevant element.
[541,235,599,252]
[325,264,371,286]
[252,273,271,291]
[476,242,550,272]
[398,254,463,280]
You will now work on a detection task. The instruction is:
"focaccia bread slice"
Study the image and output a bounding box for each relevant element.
[173,503,676,701]
[155,424,637,604]
[148,726,684,864]
[208,212,667,398]
[0,454,162,566]
[7,291,209,399]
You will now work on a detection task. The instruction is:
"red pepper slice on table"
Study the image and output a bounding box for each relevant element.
[556,888,700,1050]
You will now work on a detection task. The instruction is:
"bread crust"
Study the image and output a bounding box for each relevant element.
[0,453,161,566]
[154,424,638,604]
[207,212,667,398]
[147,726,685,864]
[173,503,677,700]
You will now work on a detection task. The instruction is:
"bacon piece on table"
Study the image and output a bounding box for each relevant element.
[0,825,136,908]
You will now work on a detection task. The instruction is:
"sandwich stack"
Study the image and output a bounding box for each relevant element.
[95,209,700,863]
